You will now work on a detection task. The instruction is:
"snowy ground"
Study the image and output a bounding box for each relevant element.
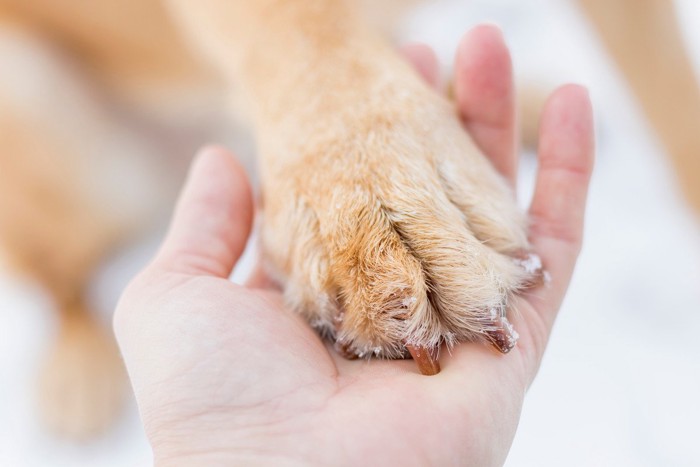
[2,0,700,465]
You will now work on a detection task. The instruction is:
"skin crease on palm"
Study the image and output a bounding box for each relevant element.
[114,25,594,466]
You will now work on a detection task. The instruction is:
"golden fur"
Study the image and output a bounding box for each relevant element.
[0,0,697,438]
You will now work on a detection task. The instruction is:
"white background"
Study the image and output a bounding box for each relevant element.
[1,0,699,465]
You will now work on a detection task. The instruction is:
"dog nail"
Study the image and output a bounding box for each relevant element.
[486,316,519,353]
[405,344,441,375]
[334,339,359,360]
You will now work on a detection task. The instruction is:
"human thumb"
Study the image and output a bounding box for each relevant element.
[151,146,253,278]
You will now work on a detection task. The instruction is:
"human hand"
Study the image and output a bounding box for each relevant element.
[114,25,593,466]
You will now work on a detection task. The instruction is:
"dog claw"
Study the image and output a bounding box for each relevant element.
[334,339,359,360]
[486,317,519,353]
[405,344,441,375]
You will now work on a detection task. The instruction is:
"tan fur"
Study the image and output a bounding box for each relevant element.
[578,0,700,214]
[37,310,125,439]
[0,0,696,437]
[0,17,179,438]
[161,0,532,356]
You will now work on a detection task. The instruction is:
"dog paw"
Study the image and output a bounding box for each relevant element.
[37,313,126,439]
[260,82,541,374]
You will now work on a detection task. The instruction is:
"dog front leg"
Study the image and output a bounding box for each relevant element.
[165,0,539,371]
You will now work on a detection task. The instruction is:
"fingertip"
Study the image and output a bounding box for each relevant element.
[542,85,592,124]
[542,84,592,121]
[455,23,517,183]
[555,83,590,100]
[192,144,254,217]
[539,84,595,175]
[401,42,440,89]
[456,24,511,115]
[186,144,255,239]
[459,23,505,54]
[192,144,251,191]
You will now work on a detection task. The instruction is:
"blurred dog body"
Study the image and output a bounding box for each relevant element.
[0,0,445,439]
[1,0,698,439]
[0,1,205,437]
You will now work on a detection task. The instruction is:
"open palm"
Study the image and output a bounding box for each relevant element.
[115,26,593,466]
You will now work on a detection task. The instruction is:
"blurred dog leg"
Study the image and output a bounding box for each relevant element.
[0,23,152,439]
[579,0,700,215]
[517,84,550,151]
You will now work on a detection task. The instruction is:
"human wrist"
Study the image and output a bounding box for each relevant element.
[148,416,318,467]
[153,441,304,467]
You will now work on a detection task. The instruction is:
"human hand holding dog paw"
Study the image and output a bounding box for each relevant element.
[114,25,593,466]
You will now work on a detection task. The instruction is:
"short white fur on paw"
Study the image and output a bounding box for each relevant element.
[514,253,542,275]
[37,315,126,439]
